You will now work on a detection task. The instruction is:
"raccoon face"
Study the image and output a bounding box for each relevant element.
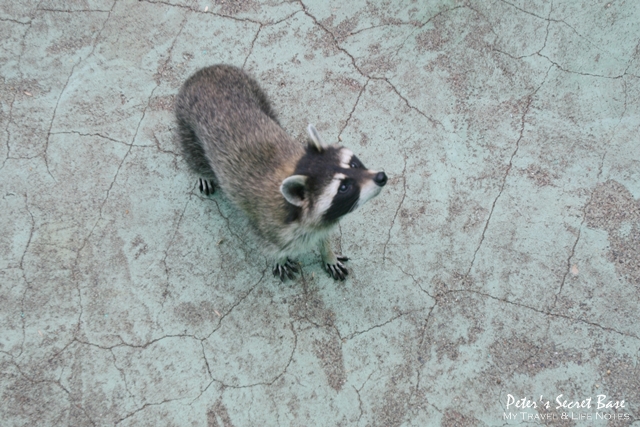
[280,125,387,226]
[320,148,387,222]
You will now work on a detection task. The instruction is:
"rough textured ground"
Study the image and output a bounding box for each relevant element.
[1,0,639,426]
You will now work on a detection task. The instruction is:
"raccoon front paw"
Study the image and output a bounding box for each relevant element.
[273,258,300,282]
[325,256,349,281]
[198,178,216,196]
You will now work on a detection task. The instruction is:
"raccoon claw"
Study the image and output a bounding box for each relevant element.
[325,257,349,281]
[273,258,299,282]
[198,178,216,196]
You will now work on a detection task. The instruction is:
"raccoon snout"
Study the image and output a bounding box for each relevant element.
[374,171,388,187]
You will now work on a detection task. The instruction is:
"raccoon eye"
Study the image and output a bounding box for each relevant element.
[349,161,359,168]
[338,182,351,193]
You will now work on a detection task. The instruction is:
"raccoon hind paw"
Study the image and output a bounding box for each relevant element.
[325,256,349,281]
[273,258,300,282]
[198,178,216,196]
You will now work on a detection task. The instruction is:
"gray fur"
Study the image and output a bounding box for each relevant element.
[175,65,386,281]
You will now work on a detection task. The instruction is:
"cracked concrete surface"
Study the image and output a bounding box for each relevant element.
[1,0,639,425]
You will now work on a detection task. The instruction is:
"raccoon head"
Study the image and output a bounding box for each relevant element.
[280,124,387,226]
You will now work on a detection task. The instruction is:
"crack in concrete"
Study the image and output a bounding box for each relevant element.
[288,282,340,333]
[291,271,418,343]
[385,257,443,408]
[115,396,185,425]
[391,262,437,348]
[208,196,254,258]
[338,78,369,140]
[466,64,552,277]
[422,257,639,340]
[188,375,215,407]
[0,16,31,25]
[353,370,374,424]
[49,130,129,147]
[150,130,180,161]
[42,1,117,183]
[376,77,444,129]
[497,0,558,22]
[158,196,192,310]
[383,154,407,263]
[72,11,185,335]
[0,81,16,172]
[241,11,302,69]
[457,288,639,340]
[70,136,133,328]
[202,271,264,340]
[498,0,628,63]
[539,53,631,79]
[412,367,443,416]
[69,265,261,354]
[74,334,196,350]
[493,1,553,61]
[297,0,444,131]
[137,0,288,27]
[390,259,436,300]
[36,7,112,13]
[289,274,343,337]
[389,5,466,61]
[393,256,639,406]
[346,21,417,38]
[513,319,553,380]
[271,393,283,427]
[597,73,629,181]
[243,25,262,70]
[343,309,418,341]
[8,360,97,426]
[49,330,288,420]
[553,224,582,305]
[109,348,139,404]
[553,70,630,309]
[189,304,298,405]
[200,340,213,380]
[539,3,553,55]
[493,0,637,80]
[291,314,341,339]
[495,48,633,80]
[50,373,98,426]
[1,7,40,172]
[14,193,36,359]
[42,62,79,183]
[209,320,298,390]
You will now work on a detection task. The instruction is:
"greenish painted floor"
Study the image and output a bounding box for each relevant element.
[2,1,639,426]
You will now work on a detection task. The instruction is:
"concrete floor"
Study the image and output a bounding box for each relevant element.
[1,0,639,426]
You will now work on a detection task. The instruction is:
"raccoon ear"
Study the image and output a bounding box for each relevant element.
[280,175,307,207]
[307,124,328,152]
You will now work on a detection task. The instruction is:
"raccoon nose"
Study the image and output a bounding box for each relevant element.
[374,171,388,187]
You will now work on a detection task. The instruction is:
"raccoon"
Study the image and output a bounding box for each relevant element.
[175,65,387,281]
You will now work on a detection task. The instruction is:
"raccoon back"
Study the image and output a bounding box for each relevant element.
[175,65,305,246]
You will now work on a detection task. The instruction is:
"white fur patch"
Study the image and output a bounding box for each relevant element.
[314,173,345,219]
[355,174,383,209]
[339,149,354,169]
[275,225,334,261]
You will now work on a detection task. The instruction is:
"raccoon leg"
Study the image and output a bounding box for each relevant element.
[320,239,349,281]
[176,116,218,195]
[273,258,300,282]
[197,178,216,196]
